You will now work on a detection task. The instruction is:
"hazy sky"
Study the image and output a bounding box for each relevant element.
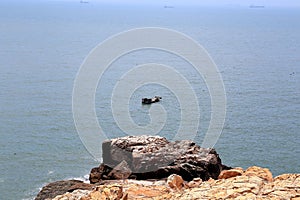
[60,0,300,7]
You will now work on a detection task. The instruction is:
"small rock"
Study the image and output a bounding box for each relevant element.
[187,178,202,188]
[108,160,132,180]
[218,167,244,179]
[167,174,184,190]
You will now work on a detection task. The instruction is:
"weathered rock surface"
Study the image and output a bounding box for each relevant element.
[179,167,300,200]
[51,166,300,200]
[245,166,273,182]
[167,174,184,190]
[35,136,299,200]
[35,180,93,200]
[90,135,225,183]
[218,167,244,179]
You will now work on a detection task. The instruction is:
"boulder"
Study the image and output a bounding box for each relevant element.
[35,180,93,200]
[90,135,226,183]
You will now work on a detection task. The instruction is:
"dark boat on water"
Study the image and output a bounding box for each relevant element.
[142,96,162,104]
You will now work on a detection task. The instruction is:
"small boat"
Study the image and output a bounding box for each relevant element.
[142,96,162,104]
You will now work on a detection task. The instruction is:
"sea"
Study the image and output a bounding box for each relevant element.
[0,1,299,199]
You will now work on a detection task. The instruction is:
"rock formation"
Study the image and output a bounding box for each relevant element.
[35,136,300,200]
[51,167,300,200]
[35,180,93,200]
[90,135,226,183]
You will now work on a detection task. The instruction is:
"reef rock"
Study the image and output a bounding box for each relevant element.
[90,135,225,183]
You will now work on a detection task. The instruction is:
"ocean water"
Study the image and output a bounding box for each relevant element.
[0,1,299,199]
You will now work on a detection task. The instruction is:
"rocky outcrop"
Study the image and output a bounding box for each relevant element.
[51,166,300,200]
[35,136,299,199]
[179,167,300,200]
[35,180,93,200]
[90,135,225,183]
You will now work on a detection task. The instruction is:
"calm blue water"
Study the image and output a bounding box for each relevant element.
[0,1,299,199]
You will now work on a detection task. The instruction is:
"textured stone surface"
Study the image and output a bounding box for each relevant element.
[51,167,300,200]
[51,189,90,200]
[90,135,225,183]
[35,180,93,200]
[218,167,244,179]
[35,135,299,200]
[187,177,202,188]
[167,174,184,190]
[89,185,124,200]
[245,166,273,182]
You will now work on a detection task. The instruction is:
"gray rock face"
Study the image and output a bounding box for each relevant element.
[90,135,227,183]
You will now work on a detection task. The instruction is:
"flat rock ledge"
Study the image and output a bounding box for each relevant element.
[90,135,227,183]
[50,166,300,200]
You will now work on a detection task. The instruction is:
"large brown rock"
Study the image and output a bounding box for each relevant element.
[90,135,226,183]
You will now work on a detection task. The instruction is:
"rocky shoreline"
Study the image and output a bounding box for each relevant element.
[36,136,300,200]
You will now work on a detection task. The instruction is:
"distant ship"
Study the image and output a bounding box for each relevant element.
[249,5,265,8]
